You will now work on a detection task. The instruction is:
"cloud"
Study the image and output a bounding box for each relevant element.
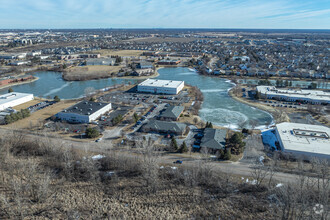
[0,0,328,29]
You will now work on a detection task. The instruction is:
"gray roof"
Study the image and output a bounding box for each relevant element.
[61,101,111,116]
[143,120,186,134]
[201,128,227,150]
[160,105,184,120]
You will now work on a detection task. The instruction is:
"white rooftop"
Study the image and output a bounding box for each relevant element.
[138,79,184,88]
[257,86,330,102]
[276,122,330,156]
[0,92,33,105]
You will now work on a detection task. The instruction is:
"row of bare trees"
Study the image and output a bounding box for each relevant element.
[0,131,328,219]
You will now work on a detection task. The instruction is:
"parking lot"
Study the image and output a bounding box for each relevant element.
[28,101,57,113]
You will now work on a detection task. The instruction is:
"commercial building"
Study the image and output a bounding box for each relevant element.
[86,58,116,66]
[137,61,153,69]
[157,59,181,65]
[159,105,184,121]
[141,120,187,135]
[257,86,330,105]
[0,75,34,86]
[0,92,34,111]
[56,101,112,123]
[137,79,184,95]
[275,122,330,160]
[200,128,227,152]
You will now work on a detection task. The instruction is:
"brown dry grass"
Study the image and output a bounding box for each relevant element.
[5,100,78,129]
[12,99,44,111]
[93,49,144,57]
[63,65,122,81]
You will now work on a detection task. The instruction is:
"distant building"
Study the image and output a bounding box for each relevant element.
[8,61,31,66]
[137,61,153,69]
[86,58,116,66]
[137,79,184,95]
[0,54,16,59]
[157,59,181,65]
[200,128,227,152]
[257,86,330,105]
[141,120,187,135]
[0,92,34,111]
[275,122,330,160]
[0,75,34,86]
[159,105,184,121]
[56,101,112,123]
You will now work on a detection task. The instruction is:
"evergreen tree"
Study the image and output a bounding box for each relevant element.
[133,113,139,123]
[54,95,61,102]
[171,136,178,151]
[85,127,100,138]
[179,141,188,153]
[223,148,232,160]
[8,88,13,93]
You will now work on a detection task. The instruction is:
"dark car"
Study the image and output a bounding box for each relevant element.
[173,160,183,164]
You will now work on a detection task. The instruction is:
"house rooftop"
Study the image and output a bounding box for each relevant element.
[160,105,184,119]
[201,128,227,150]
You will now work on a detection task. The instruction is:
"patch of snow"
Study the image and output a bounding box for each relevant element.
[171,167,177,170]
[105,171,115,177]
[276,183,283,188]
[259,156,265,165]
[92,154,105,160]
[159,166,164,169]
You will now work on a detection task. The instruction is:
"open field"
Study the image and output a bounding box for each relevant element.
[126,37,208,43]
[63,65,122,81]
[12,98,44,110]
[5,100,78,129]
[93,49,145,57]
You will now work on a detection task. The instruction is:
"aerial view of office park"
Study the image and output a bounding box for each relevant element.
[0,0,329,219]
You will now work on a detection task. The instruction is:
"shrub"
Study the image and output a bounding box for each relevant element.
[54,95,61,102]
[179,141,188,153]
[5,109,30,124]
[223,149,232,160]
[85,127,100,138]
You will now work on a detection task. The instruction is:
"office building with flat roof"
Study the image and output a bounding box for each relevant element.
[0,92,34,111]
[137,79,184,95]
[257,86,330,104]
[56,101,112,123]
[275,122,330,160]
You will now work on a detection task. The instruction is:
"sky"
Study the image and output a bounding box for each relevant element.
[0,0,329,29]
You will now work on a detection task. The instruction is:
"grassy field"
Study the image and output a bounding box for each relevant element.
[6,100,78,129]
[93,49,144,57]
[63,65,122,81]
[12,99,44,111]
